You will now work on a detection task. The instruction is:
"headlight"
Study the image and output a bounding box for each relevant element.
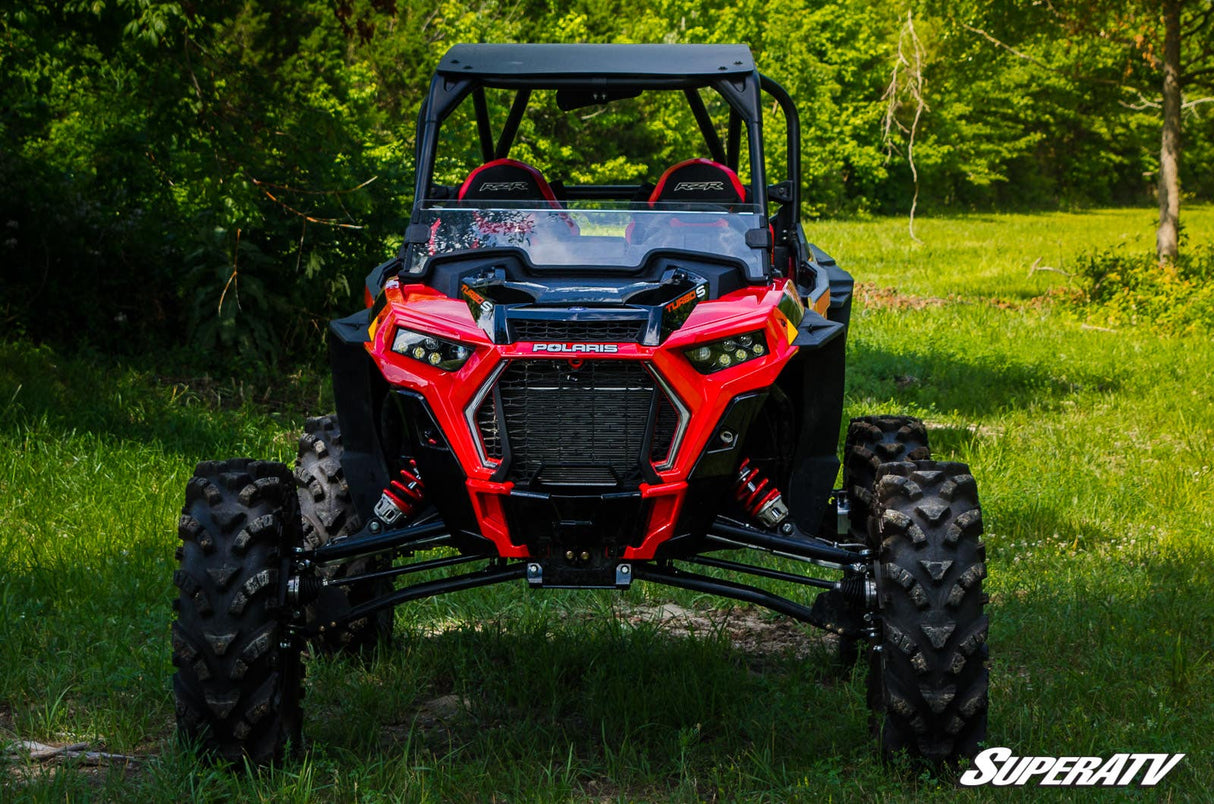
[683,329,768,373]
[391,327,472,372]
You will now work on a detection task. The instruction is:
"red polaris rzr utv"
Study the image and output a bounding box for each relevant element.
[171,44,988,767]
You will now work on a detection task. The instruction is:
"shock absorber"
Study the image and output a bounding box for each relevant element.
[371,460,425,527]
[734,458,790,529]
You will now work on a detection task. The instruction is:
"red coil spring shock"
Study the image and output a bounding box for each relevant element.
[734,458,790,528]
[372,460,425,527]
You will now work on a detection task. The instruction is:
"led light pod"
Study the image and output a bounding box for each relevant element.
[684,329,768,374]
[392,327,473,372]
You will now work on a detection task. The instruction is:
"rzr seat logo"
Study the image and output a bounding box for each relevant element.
[479,181,530,192]
[530,343,620,354]
[673,181,725,192]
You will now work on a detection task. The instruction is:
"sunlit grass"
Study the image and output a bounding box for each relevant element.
[809,204,1214,300]
[2,207,1212,799]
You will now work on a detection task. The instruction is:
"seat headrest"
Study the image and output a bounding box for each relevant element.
[649,159,747,207]
[458,158,560,206]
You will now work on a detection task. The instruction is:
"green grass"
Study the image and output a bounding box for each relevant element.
[3,207,1213,800]
[808,206,1214,301]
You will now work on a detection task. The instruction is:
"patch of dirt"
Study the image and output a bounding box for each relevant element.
[923,419,1004,439]
[412,693,473,730]
[381,692,478,751]
[2,736,145,790]
[855,282,955,310]
[5,759,143,789]
[855,281,1073,313]
[620,603,830,662]
[985,286,1078,311]
[580,777,623,802]
[420,616,494,637]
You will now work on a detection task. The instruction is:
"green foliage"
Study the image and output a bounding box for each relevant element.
[1069,243,1214,334]
[1,1,425,366]
[1,1,1212,365]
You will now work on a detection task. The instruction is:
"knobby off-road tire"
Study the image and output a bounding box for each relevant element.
[172,459,304,765]
[844,415,931,540]
[837,416,930,668]
[296,415,392,654]
[868,460,988,764]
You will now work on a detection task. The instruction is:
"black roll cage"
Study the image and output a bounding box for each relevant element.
[410,44,803,235]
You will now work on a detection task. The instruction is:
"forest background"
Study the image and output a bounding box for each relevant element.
[3,0,1212,364]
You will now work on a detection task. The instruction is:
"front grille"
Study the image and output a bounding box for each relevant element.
[509,319,645,344]
[489,360,658,486]
[535,466,620,485]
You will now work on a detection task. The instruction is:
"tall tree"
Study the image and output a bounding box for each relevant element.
[952,0,1214,261]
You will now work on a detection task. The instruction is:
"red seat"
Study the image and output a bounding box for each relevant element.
[648,158,746,208]
[433,159,577,251]
[627,159,747,245]
[458,158,564,208]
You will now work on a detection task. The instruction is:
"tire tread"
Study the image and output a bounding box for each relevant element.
[868,459,988,764]
[172,458,303,765]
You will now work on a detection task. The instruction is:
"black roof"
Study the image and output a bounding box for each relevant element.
[436,44,755,80]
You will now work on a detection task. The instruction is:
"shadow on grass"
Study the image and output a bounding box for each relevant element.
[304,613,869,786]
[985,495,1114,548]
[0,340,321,461]
[847,340,1122,418]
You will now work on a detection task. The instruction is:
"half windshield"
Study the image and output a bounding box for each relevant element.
[406,201,766,276]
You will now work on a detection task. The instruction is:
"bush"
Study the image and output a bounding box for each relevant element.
[1069,244,1214,334]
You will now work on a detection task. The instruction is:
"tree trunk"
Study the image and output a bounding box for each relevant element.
[1157,0,1182,263]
